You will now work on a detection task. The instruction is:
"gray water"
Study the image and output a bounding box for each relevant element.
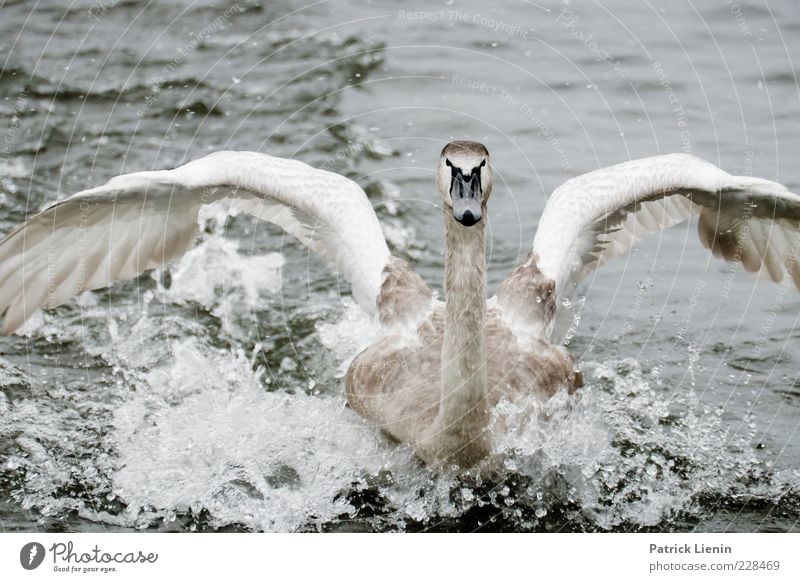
[1,0,799,532]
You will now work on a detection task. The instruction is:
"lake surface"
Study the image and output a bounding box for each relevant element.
[1,0,799,532]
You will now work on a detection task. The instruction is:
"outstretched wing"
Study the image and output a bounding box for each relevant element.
[497,153,800,342]
[0,151,391,333]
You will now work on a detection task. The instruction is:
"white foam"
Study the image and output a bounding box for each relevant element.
[159,234,284,338]
[165,236,283,307]
[3,314,797,531]
[0,158,29,194]
[111,339,417,531]
[316,298,376,376]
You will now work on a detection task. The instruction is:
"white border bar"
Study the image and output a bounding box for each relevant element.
[2,533,799,581]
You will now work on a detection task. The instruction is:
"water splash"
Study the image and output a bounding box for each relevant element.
[111,340,417,531]
[316,298,376,377]
[0,236,797,531]
[3,326,796,532]
[160,234,284,341]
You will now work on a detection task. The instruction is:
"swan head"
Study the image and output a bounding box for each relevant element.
[437,141,492,227]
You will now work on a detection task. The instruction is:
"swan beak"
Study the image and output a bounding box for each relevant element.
[451,173,482,226]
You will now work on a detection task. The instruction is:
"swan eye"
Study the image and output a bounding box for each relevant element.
[479,160,486,168]
[445,159,453,168]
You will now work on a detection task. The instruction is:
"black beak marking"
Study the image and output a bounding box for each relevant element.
[446,158,486,226]
[446,158,485,198]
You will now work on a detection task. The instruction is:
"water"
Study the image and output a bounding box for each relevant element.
[1,0,799,532]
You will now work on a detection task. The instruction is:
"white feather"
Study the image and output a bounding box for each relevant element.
[0,151,390,333]
[521,153,800,340]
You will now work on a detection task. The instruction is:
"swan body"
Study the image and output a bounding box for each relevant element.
[346,261,579,468]
[2,143,800,470]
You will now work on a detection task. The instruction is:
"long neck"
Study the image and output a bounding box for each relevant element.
[438,212,489,439]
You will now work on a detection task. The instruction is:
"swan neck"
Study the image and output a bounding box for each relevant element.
[444,215,487,326]
[438,213,489,452]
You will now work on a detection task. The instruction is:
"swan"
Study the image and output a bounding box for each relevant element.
[2,142,800,469]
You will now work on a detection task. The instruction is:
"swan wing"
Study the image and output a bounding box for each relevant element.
[0,151,391,333]
[497,153,800,341]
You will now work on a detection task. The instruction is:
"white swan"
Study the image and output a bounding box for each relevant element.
[2,142,800,469]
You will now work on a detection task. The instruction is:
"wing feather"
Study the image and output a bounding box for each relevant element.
[501,153,800,341]
[0,151,391,333]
